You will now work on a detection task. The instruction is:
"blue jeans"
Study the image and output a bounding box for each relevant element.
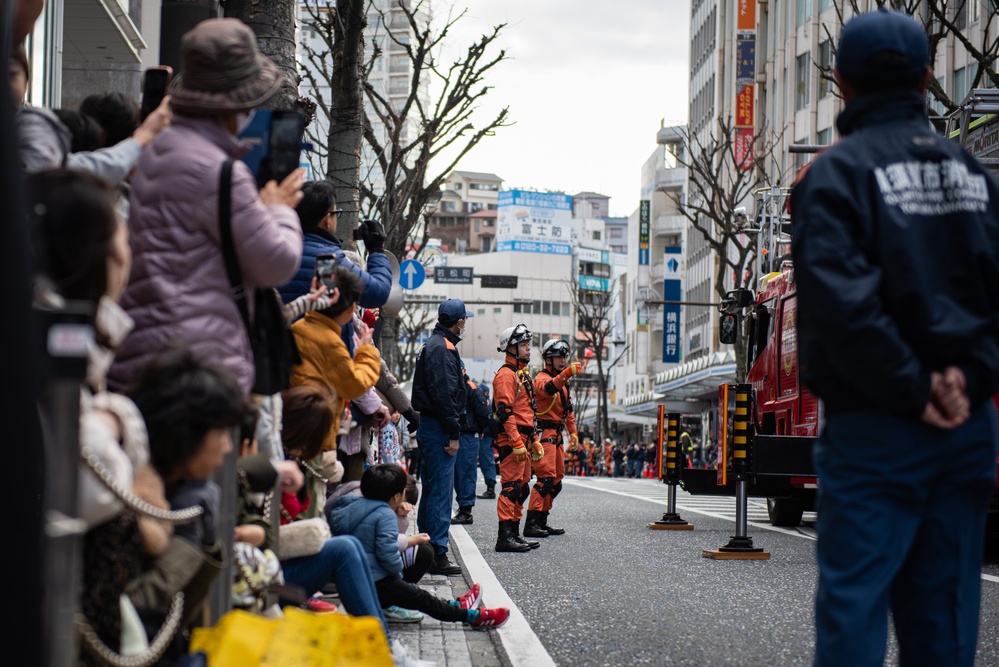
[280,535,389,637]
[416,417,456,555]
[813,403,998,667]
[478,435,496,485]
[454,433,479,508]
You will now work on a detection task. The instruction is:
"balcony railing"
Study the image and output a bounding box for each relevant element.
[652,214,685,238]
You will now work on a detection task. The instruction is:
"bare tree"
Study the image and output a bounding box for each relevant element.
[300,0,510,374]
[814,0,998,117]
[661,119,786,382]
[394,302,437,382]
[567,277,628,443]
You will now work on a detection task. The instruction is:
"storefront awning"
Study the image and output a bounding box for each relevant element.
[653,351,737,399]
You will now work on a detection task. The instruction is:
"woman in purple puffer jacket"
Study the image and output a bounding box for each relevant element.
[109,18,303,395]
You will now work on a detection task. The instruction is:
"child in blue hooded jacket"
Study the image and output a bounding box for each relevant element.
[329,464,510,628]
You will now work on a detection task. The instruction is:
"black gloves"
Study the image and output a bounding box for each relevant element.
[403,408,421,433]
[359,219,385,253]
[171,480,220,547]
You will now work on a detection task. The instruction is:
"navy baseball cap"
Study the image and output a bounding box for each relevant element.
[836,9,929,89]
[438,298,474,325]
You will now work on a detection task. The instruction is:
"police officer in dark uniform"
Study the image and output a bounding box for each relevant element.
[412,298,473,575]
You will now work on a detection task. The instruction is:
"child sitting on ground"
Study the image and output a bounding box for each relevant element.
[329,464,509,629]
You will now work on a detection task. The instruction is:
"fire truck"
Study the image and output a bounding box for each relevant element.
[680,91,999,527]
[679,187,819,527]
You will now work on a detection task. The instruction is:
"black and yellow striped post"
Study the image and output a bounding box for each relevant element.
[650,409,693,530]
[703,384,769,559]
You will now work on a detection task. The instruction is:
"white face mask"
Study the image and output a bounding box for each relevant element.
[235,109,256,134]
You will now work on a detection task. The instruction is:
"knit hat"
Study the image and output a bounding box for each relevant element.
[169,18,283,115]
[835,9,929,90]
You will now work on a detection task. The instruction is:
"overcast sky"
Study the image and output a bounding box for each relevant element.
[431,1,692,218]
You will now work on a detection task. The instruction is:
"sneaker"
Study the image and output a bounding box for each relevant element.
[428,552,462,576]
[390,638,438,667]
[305,597,337,614]
[469,607,509,629]
[383,605,424,623]
[456,583,482,611]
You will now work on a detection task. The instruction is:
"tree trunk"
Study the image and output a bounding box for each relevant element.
[380,315,403,378]
[224,0,299,110]
[329,0,365,242]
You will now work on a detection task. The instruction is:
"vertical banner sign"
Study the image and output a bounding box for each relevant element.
[736,38,755,86]
[736,0,756,173]
[735,85,754,127]
[662,244,682,364]
[734,128,755,170]
[737,0,757,31]
[638,200,650,265]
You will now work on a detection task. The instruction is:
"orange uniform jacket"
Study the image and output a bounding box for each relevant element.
[533,368,577,439]
[492,353,536,446]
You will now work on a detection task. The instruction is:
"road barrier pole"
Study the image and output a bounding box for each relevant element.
[649,408,693,530]
[703,384,769,559]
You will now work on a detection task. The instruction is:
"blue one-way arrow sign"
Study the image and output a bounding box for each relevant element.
[400,259,426,290]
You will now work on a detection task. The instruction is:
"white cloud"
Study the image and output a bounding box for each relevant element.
[430,0,691,217]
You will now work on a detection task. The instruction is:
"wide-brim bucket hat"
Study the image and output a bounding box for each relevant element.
[169,18,282,115]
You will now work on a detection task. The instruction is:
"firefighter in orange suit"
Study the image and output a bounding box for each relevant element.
[492,324,544,553]
[524,339,581,537]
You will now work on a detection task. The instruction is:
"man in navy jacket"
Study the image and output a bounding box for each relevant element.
[791,10,999,666]
[411,298,473,575]
[279,180,392,310]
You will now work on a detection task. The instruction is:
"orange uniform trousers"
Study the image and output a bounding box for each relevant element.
[495,432,532,522]
[528,433,565,511]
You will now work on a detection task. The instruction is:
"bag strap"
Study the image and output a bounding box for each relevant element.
[217,159,252,330]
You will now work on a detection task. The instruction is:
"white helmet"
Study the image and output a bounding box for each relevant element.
[542,338,570,358]
[497,323,532,352]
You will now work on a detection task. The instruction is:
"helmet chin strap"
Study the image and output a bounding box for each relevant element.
[508,347,529,364]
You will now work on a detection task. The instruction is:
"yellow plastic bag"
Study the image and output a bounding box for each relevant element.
[188,607,392,667]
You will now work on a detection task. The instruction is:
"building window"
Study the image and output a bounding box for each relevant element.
[542,301,551,315]
[795,52,811,111]
[592,230,601,240]
[819,0,833,9]
[477,308,485,315]
[953,67,969,103]
[513,303,522,313]
[493,307,501,313]
[797,0,812,25]
[818,41,832,98]
[952,0,968,29]
[970,0,980,22]
[453,182,462,190]
[817,127,832,147]
[552,302,561,316]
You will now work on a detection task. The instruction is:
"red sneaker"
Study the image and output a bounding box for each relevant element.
[469,607,509,629]
[456,583,482,610]
[305,597,337,614]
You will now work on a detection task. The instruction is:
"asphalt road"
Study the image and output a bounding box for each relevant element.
[458,475,999,667]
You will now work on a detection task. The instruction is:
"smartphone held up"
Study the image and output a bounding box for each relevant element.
[315,253,338,294]
[140,66,172,121]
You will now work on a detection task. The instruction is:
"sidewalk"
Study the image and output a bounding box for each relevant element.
[389,566,508,667]
[319,510,511,666]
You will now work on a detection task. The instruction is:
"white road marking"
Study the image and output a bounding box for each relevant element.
[449,525,557,667]
[561,477,995,583]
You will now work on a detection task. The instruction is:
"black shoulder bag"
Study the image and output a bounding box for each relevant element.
[218,159,299,395]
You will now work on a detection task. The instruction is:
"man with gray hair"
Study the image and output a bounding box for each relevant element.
[790,9,999,666]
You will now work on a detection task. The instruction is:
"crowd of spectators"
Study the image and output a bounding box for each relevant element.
[11,13,440,667]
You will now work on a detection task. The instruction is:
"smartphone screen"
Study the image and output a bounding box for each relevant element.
[140,67,172,121]
[263,110,305,185]
[315,253,338,292]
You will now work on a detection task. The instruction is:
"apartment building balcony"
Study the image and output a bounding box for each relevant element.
[652,214,685,238]
[655,167,686,191]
